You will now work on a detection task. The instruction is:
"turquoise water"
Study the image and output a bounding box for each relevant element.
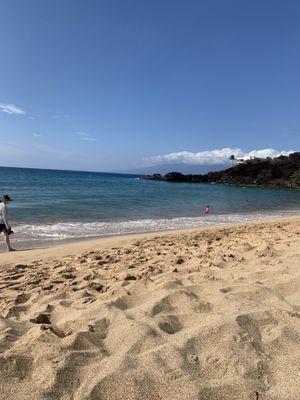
[0,166,300,245]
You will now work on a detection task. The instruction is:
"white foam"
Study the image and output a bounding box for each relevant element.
[11,209,300,243]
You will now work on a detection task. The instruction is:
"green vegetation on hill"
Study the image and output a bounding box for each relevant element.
[144,152,300,189]
[290,170,300,185]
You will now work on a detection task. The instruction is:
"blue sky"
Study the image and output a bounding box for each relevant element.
[0,0,299,171]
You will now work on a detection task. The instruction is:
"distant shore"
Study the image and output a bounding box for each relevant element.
[144,152,300,189]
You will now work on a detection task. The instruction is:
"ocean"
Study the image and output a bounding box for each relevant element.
[1,166,300,248]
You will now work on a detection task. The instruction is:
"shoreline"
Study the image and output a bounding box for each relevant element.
[2,209,300,255]
[1,214,300,263]
[145,152,300,189]
[146,176,300,190]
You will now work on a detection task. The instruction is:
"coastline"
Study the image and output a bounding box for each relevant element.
[144,152,300,189]
[1,214,300,263]
[2,209,300,255]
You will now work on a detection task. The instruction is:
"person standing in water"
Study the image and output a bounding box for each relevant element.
[205,205,210,215]
[0,194,15,252]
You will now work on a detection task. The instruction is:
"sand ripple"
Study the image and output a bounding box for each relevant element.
[0,220,300,399]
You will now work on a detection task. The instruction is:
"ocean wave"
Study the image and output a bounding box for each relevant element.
[11,209,300,243]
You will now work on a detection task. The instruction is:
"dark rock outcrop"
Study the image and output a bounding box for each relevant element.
[143,173,162,180]
[144,152,300,188]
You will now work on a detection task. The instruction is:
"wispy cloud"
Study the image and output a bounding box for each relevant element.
[81,136,97,141]
[77,131,96,141]
[148,148,294,166]
[0,103,26,115]
[33,133,43,137]
[77,131,89,136]
[28,116,36,120]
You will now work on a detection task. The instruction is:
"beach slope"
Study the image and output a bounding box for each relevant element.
[0,219,300,400]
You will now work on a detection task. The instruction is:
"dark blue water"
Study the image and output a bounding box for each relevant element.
[0,166,299,243]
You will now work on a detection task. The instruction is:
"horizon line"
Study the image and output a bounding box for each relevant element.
[0,164,142,176]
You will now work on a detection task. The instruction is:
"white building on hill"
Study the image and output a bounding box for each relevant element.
[236,155,256,163]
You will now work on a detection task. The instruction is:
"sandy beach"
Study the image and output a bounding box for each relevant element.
[0,217,300,400]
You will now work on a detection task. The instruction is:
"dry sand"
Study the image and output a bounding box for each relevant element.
[0,218,300,400]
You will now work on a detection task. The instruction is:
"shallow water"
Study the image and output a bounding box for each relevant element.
[1,166,300,245]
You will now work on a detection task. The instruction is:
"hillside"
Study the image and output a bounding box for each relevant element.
[144,152,300,188]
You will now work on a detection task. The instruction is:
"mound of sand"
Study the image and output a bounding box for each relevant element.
[0,219,300,399]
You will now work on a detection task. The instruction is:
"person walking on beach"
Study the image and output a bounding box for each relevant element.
[0,194,15,252]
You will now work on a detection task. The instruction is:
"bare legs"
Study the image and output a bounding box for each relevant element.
[3,231,15,251]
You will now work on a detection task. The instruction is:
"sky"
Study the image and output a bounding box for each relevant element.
[0,0,300,172]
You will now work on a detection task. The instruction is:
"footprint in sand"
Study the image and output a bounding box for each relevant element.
[30,313,52,324]
[158,314,183,334]
[0,354,33,380]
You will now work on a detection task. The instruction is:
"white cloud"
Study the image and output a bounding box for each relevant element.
[77,131,96,141]
[148,148,294,166]
[33,133,43,137]
[28,116,36,120]
[81,136,97,141]
[246,149,292,158]
[0,103,26,115]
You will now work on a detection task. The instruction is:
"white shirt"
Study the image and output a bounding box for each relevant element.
[0,202,9,227]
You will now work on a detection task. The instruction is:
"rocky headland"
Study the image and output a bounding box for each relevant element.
[144,152,300,189]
